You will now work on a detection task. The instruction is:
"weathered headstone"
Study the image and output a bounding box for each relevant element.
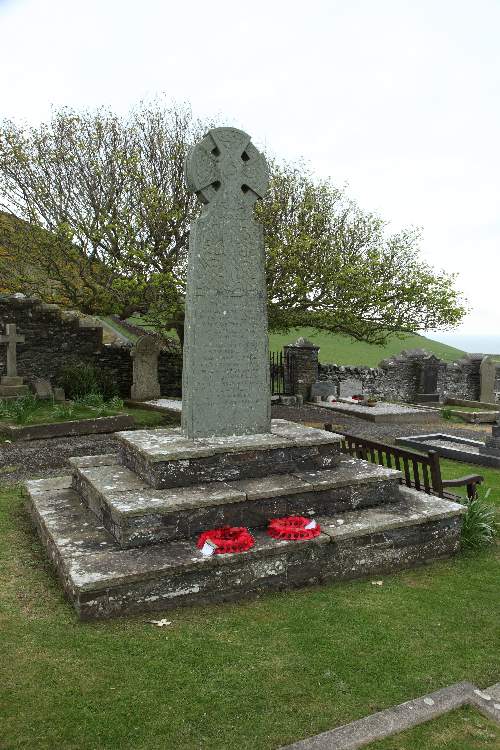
[480,355,496,404]
[182,127,270,438]
[339,377,364,398]
[130,335,162,401]
[32,378,53,400]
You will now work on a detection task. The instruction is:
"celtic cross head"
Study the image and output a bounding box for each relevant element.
[185,127,269,209]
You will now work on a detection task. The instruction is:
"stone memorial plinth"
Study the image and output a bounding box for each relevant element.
[25,126,466,619]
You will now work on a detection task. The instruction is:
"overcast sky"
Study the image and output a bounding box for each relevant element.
[1,0,499,343]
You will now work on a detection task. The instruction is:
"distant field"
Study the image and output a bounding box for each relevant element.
[124,317,465,366]
[266,328,465,366]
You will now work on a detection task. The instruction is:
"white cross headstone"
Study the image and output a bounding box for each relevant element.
[0,323,25,380]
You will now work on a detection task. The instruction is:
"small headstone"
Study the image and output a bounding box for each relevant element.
[53,387,66,402]
[480,356,496,403]
[32,379,53,400]
[339,377,363,399]
[182,127,270,438]
[130,335,162,402]
[310,382,339,401]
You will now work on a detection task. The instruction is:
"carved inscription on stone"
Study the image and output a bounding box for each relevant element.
[182,127,270,438]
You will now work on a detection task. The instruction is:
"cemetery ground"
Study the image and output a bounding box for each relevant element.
[0,410,498,749]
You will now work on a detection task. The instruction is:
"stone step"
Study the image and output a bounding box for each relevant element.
[25,477,465,620]
[0,376,24,386]
[72,453,403,547]
[117,419,342,489]
[0,384,29,397]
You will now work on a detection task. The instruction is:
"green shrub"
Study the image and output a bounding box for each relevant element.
[460,491,498,551]
[107,396,124,410]
[441,407,453,420]
[53,402,75,420]
[2,394,41,424]
[57,362,118,400]
[74,392,105,408]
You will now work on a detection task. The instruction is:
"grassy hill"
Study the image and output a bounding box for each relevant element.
[122,316,465,366]
[268,328,465,365]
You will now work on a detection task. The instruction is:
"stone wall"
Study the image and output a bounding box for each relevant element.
[0,295,182,398]
[317,350,496,404]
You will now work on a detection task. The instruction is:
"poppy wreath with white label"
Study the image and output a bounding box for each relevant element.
[267,516,321,541]
[197,526,254,554]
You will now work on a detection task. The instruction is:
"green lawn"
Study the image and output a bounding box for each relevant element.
[443,405,499,413]
[125,317,465,366]
[0,455,498,750]
[366,706,500,749]
[0,401,178,429]
[439,459,500,509]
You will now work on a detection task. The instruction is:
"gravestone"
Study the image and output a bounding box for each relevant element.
[480,415,500,457]
[182,127,270,438]
[130,335,162,401]
[339,377,364,398]
[0,322,28,397]
[480,356,497,403]
[32,378,53,400]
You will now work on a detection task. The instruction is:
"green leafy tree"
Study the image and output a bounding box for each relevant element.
[0,103,466,344]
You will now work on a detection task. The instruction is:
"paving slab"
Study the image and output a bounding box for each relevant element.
[396,433,500,468]
[67,454,120,469]
[294,456,401,490]
[0,414,135,441]
[308,400,436,424]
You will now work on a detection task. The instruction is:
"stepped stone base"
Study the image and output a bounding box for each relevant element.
[24,420,465,619]
[71,454,402,548]
[25,477,464,620]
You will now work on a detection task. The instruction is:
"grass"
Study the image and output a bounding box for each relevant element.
[0,400,178,429]
[125,317,466,366]
[439,459,500,509]
[100,315,140,342]
[443,405,499,413]
[0,455,499,749]
[366,706,500,749]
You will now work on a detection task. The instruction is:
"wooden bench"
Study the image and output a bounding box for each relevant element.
[324,425,484,500]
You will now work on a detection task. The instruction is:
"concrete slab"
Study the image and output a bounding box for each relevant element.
[294,457,401,490]
[308,400,437,424]
[280,682,479,749]
[0,414,134,441]
[396,433,500,468]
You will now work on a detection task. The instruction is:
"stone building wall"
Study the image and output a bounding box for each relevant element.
[0,295,182,398]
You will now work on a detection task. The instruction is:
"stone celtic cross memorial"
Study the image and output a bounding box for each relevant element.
[25,124,466,620]
[182,127,271,439]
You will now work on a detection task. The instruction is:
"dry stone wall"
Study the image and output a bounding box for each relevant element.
[0,295,182,398]
[317,350,496,403]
